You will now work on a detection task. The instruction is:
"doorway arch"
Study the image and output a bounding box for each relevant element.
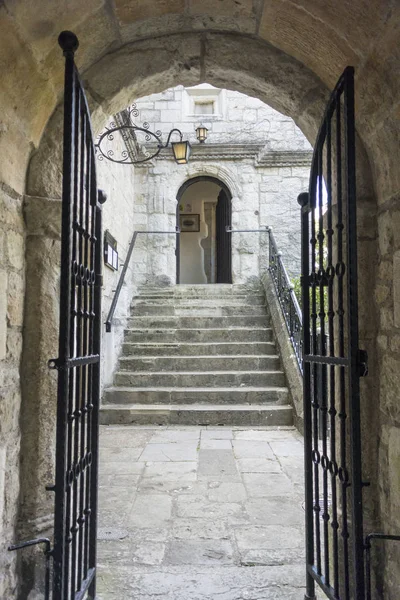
[176,176,232,284]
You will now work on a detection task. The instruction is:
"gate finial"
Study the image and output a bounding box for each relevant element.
[297,192,309,208]
[58,31,79,57]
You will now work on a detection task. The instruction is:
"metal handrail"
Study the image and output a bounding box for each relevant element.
[365,533,400,600]
[105,228,179,332]
[267,227,303,372]
[8,538,52,600]
[225,224,302,370]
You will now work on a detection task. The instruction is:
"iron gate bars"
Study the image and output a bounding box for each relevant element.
[50,31,103,599]
[105,229,179,332]
[299,66,367,600]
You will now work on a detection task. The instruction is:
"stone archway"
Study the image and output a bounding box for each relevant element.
[20,48,379,595]
[1,4,397,594]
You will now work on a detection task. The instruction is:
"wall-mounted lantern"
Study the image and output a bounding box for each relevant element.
[196,124,209,143]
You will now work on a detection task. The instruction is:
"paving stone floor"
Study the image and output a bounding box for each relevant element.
[97,425,307,599]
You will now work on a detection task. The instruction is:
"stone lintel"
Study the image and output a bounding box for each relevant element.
[146,144,313,166]
[255,150,313,168]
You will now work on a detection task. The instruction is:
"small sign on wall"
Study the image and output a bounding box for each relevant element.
[179,214,200,232]
[104,230,118,271]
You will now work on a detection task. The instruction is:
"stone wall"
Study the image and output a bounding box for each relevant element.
[0,184,25,598]
[126,85,312,286]
[97,144,137,388]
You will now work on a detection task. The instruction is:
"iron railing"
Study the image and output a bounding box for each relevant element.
[267,227,303,372]
[105,228,179,332]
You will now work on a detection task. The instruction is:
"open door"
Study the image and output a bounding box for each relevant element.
[300,66,368,600]
[216,189,232,283]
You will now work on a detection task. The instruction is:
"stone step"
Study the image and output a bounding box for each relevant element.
[119,355,281,372]
[126,315,270,329]
[121,341,276,356]
[131,295,266,305]
[99,403,293,426]
[123,327,273,343]
[130,305,268,317]
[103,386,289,406]
[114,370,286,388]
[137,284,262,296]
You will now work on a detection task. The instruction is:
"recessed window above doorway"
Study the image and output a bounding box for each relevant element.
[182,84,225,120]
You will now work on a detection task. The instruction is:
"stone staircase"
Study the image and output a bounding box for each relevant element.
[100,284,293,426]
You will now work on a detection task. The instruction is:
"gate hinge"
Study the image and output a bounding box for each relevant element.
[45,484,56,492]
[48,358,61,370]
[357,349,368,377]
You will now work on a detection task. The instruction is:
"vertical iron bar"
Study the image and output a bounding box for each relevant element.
[336,93,350,600]
[311,151,322,576]
[83,139,94,580]
[344,67,365,600]
[327,112,340,596]
[88,194,102,599]
[71,80,82,599]
[298,191,315,600]
[317,146,330,586]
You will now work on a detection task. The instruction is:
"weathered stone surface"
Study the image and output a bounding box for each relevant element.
[115,0,185,23]
[198,449,240,481]
[164,539,234,565]
[138,441,199,462]
[0,270,7,360]
[232,440,275,459]
[96,425,307,598]
[142,461,197,483]
[129,494,172,528]
[6,271,24,327]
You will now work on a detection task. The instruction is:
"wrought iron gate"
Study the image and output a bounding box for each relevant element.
[50,31,103,599]
[300,67,367,600]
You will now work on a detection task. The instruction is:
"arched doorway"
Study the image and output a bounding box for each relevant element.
[176,176,232,284]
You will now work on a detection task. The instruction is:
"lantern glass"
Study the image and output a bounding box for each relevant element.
[196,126,208,143]
[172,140,191,164]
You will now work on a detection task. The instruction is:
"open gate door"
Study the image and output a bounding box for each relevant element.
[299,67,368,600]
[51,31,104,599]
[216,189,232,283]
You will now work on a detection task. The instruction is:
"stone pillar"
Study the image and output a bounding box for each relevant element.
[18,196,61,596]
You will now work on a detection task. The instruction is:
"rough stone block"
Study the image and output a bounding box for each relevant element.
[115,0,185,23]
[6,231,24,271]
[393,251,400,327]
[0,270,7,360]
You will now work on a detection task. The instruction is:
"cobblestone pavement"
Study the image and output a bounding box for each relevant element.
[97,425,306,599]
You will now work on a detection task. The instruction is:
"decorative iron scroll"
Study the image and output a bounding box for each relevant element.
[52,31,103,599]
[268,227,303,372]
[95,104,163,164]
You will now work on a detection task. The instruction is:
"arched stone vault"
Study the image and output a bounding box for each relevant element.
[0,1,399,597]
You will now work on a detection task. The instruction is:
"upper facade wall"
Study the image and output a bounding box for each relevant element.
[133,85,313,152]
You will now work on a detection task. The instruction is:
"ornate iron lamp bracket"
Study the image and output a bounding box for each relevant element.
[95,104,189,165]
